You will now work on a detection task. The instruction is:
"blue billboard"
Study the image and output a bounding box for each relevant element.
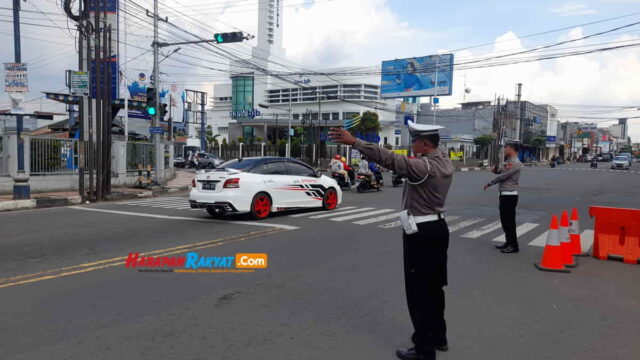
[380,54,454,99]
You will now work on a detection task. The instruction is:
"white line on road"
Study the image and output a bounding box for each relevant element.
[377,216,460,230]
[528,231,548,247]
[116,197,187,205]
[331,209,395,222]
[69,206,300,230]
[353,212,401,225]
[309,207,374,219]
[449,218,484,233]
[493,223,539,243]
[289,206,355,217]
[460,220,502,238]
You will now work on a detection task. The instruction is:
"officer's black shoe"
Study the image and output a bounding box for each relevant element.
[500,246,519,253]
[494,243,508,250]
[435,343,449,352]
[396,347,433,360]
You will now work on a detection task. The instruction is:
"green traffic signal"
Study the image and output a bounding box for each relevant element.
[147,106,157,116]
[215,33,224,43]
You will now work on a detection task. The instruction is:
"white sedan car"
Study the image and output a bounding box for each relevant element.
[189,157,342,219]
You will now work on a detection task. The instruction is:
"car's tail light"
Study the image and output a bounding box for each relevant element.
[223,178,240,188]
[191,178,196,187]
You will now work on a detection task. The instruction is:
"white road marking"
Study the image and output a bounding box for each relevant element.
[117,197,187,205]
[493,223,539,243]
[528,231,549,247]
[309,207,374,219]
[137,204,191,209]
[289,206,355,217]
[460,220,502,238]
[379,221,401,229]
[449,218,484,233]
[69,206,300,230]
[581,229,594,252]
[331,209,395,222]
[353,212,401,225]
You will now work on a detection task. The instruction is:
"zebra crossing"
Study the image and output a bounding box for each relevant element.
[116,199,595,251]
[290,206,595,251]
[116,197,196,210]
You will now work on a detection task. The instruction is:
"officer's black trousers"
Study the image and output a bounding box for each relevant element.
[403,219,449,359]
[499,195,519,249]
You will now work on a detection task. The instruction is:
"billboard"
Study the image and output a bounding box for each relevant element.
[380,54,454,98]
[4,63,28,92]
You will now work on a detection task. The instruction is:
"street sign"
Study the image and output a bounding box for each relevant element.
[394,129,401,135]
[404,115,414,125]
[70,71,89,96]
[433,97,439,104]
[546,136,556,142]
[4,63,28,92]
[149,126,164,134]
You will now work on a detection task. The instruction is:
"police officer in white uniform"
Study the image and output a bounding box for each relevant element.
[329,122,454,360]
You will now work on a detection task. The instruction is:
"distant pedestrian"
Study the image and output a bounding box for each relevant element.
[483,143,523,254]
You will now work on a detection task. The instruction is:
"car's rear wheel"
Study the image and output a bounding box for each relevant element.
[250,193,272,219]
[322,188,338,210]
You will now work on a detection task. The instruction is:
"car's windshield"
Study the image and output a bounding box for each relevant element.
[614,156,628,161]
[218,158,263,172]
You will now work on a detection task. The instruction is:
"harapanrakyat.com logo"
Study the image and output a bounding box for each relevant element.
[125,252,268,273]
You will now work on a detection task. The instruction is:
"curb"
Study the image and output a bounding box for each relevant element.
[0,187,190,212]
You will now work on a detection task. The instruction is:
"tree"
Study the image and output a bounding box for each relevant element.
[531,136,547,161]
[237,136,244,144]
[205,125,220,151]
[222,138,227,146]
[350,111,380,135]
[473,134,495,160]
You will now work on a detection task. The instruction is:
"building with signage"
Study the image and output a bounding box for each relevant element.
[207,0,399,147]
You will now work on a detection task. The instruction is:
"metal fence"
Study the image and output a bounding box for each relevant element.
[127,142,156,170]
[30,137,84,175]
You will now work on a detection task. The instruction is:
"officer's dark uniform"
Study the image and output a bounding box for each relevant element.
[352,122,454,360]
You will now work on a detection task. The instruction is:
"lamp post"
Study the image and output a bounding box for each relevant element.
[258,103,292,157]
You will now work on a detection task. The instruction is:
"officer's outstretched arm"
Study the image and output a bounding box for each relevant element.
[353,139,430,181]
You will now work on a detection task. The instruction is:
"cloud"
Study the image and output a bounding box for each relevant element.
[550,1,597,16]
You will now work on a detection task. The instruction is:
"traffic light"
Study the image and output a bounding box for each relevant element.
[146,87,157,116]
[159,103,168,119]
[213,32,244,44]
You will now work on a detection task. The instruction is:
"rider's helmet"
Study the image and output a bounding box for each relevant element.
[334,154,341,160]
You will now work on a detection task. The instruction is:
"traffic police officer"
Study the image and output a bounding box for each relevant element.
[329,121,454,360]
[483,143,523,253]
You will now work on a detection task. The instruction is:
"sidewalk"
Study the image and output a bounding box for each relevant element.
[0,184,191,212]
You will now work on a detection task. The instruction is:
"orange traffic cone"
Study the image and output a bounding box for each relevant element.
[569,208,589,257]
[535,215,571,273]
[559,210,578,268]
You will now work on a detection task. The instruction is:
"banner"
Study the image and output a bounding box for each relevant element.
[4,63,28,92]
[450,151,463,160]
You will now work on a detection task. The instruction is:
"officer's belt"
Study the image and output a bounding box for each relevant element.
[500,191,518,195]
[413,213,444,223]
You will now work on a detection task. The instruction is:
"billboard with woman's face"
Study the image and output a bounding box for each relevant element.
[380,54,454,98]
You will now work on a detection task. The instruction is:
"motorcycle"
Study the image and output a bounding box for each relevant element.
[331,172,352,190]
[356,173,382,193]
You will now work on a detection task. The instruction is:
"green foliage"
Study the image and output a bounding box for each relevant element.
[255,137,263,142]
[230,139,236,145]
[237,136,244,144]
[531,136,547,148]
[473,134,495,147]
[291,138,302,158]
[350,111,380,135]
[222,138,227,145]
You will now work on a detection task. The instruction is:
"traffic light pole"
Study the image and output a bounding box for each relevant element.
[151,0,164,185]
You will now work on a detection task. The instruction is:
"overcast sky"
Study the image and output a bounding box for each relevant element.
[1,0,639,140]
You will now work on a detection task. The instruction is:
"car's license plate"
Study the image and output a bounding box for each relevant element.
[202,182,216,190]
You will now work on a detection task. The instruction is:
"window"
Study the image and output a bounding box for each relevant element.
[285,161,316,177]
[331,112,340,120]
[258,161,287,175]
[384,137,388,145]
[231,76,254,119]
[293,114,300,120]
[322,113,330,121]
[344,112,359,119]
[220,158,263,172]
[395,137,400,146]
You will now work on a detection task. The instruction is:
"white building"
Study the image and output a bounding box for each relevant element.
[207,0,400,147]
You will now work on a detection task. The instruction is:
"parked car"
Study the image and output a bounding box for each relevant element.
[128,131,149,142]
[195,152,224,169]
[611,156,631,170]
[189,157,342,219]
[595,154,604,162]
[173,157,186,168]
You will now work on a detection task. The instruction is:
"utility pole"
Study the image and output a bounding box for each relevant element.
[433,55,440,125]
[152,0,163,185]
[11,0,30,199]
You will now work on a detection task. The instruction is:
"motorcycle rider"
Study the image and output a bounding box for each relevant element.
[331,154,350,186]
[359,156,377,186]
[341,156,355,184]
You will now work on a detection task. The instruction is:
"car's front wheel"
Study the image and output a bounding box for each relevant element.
[322,188,338,210]
[250,193,272,219]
